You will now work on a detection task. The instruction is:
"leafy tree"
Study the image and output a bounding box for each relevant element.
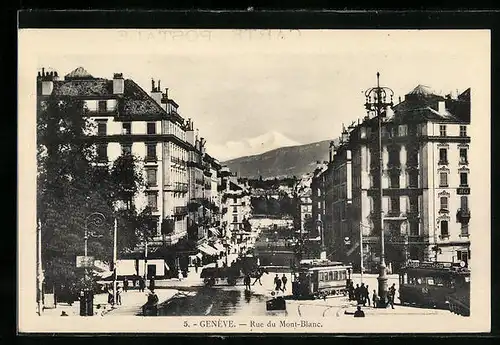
[37,96,151,294]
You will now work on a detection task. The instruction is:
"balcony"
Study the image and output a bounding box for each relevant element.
[173,182,188,193]
[174,206,188,216]
[456,208,471,224]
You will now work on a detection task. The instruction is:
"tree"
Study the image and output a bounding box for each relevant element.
[37,96,147,293]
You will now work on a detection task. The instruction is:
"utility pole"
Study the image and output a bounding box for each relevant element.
[359,222,364,284]
[37,220,43,316]
[364,72,394,308]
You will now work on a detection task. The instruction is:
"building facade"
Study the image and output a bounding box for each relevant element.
[320,85,471,272]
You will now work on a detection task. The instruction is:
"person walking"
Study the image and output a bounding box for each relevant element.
[360,283,367,306]
[138,276,145,292]
[244,274,251,291]
[274,274,281,293]
[116,285,122,306]
[372,289,379,308]
[149,275,155,291]
[281,274,288,292]
[348,281,355,301]
[178,269,183,281]
[123,277,129,293]
[354,284,361,305]
[194,260,199,274]
[365,285,371,307]
[252,268,264,286]
[388,283,396,309]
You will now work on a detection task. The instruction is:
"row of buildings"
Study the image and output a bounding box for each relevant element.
[37,67,252,276]
[299,84,471,273]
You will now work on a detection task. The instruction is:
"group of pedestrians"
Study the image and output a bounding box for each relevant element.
[273,274,288,293]
[347,281,397,309]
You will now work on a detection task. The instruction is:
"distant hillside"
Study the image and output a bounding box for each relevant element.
[223,139,332,179]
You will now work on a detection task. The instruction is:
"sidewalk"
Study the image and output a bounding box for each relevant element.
[40,289,179,317]
[342,303,455,317]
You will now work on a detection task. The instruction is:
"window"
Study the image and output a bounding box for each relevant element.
[461,224,469,237]
[457,250,469,265]
[408,171,418,188]
[388,147,400,166]
[233,206,237,213]
[147,192,158,211]
[146,143,157,161]
[440,197,448,211]
[317,188,321,197]
[390,197,399,215]
[439,125,447,136]
[233,197,237,204]
[409,221,419,236]
[409,197,419,214]
[122,122,131,135]
[459,148,468,164]
[241,202,246,206]
[147,122,156,135]
[440,220,449,237]
[146,168,157,186]
[460,125,467,137]
[439,172,448,187]
[97,122,107,136]
[97,143,107,162]
[460,196,469,211]
[398,125,408,137]
[439,148,448,164]
[233,215,238,223]
[390,173,399,188]
[121,143,132,155]
[98,100,107,113]
[460,172,468,187]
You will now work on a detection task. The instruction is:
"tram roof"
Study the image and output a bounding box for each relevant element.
[299,259,350,268]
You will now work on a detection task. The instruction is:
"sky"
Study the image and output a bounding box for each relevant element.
[31,29,489,161]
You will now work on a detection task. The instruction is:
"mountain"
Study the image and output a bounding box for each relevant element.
[207,131,301,162]
[223,139,334,179]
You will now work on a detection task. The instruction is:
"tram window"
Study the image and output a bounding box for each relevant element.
[426,278,435,285]
[329,272,333,281]
[334,272,338,280]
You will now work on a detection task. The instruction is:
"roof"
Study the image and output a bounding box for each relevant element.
[65,67,94,80]
[229,181,243,191]
[407,84,434,96]
[52,75,167,117]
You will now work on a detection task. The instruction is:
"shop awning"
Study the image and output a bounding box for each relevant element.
[198,243,218,256]
[210,242,225,252]
[209,228,220,236]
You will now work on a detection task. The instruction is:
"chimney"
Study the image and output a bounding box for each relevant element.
[328,141,334,162]
[150,78,162,106]
[186,120,195,145]
[438,101,446,114]
[160,88,169,111]
[341,129,349,143]
[113,73,124,95]
[40,68,54,96]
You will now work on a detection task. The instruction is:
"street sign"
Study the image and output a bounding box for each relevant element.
[76,256,95,268]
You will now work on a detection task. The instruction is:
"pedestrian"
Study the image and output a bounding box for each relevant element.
[372,290,379,308]
[244,274,251,291]
[274,274,282,293]
[107,286,114,305]
[354,284,360,304]
[365,285,370,306]
[139,276,145,292]
[252,268,263,286]
[215,262,219,269]
[281,274,288,292]
[353,305,365,318]
[348,282,354,301]
[388,283,396,309]
[149,275,155,291]
[194,260,199,273]
[360,283,367,306]
[132,275,137,288]
[116,285,122,305]
[123,277,129,292]
[178,269,183,281]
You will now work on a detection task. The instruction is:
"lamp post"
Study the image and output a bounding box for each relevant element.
[84,212,106,284]
[364,72,394,308]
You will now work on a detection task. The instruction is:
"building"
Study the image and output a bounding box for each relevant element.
[37,67,223,275]
[219,167,252,245]
[321,85,471,272]
[296,174,313,236]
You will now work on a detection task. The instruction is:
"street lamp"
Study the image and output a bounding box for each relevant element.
[84,212,106,285]
[364,72,394,308]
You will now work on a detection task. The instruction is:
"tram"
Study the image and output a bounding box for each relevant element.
[200,255,260,287]
[291,259,352,299]
[398,260,470,316]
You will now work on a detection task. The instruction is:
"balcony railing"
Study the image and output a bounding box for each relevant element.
[173,182,188,192]
[174,206,188,216]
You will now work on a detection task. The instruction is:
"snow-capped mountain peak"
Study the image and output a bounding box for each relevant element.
[207,131,301,161]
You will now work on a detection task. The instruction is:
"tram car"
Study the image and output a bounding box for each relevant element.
[200,255,260,287]
[398,260,470,316]
[291,259,352,299]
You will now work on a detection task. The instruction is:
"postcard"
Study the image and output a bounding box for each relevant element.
[18,27,491,334]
